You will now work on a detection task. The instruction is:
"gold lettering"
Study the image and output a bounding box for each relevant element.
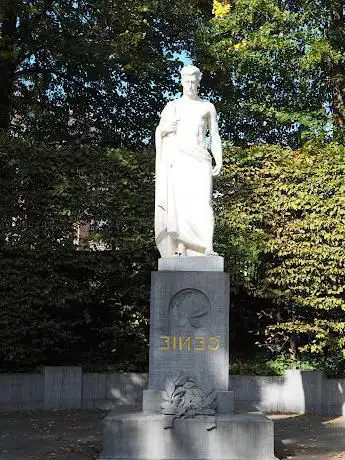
[160,336,221,352]
[179,336,191,351]
[159,336,170,351]
[194,336,206,351]
[208,336,220,351]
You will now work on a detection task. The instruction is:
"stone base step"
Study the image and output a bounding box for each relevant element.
[100,411,277,460]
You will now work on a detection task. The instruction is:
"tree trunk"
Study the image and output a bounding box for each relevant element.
[0,8,17,133]
[330,2,345,128]
[332,71,345,128]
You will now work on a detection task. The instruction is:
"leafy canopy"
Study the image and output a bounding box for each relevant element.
[218,141,345,361]
[196,0,345,146]
[0,0,211,146]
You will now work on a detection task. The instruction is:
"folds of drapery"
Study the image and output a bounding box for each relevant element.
[155,132,214,258]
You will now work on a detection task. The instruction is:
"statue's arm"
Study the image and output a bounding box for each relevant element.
[155,102,176,159]
[155,124,163,159]
[157,102,177,137]
[208,103,222,176]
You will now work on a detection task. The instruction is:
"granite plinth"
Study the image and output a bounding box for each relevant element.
[158,256,224,272]
[100,264,276,460]
[149,271,230,391]
[100,411,277,460]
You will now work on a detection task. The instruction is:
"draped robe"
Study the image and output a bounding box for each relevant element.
[155,99,214,257]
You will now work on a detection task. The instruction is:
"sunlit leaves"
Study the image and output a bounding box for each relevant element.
[219,141,345,357]
[196,0,345,145]
[212,0,231,18]
[1,0,210,146]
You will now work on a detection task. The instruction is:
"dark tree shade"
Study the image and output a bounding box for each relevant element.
[0,0,211,147]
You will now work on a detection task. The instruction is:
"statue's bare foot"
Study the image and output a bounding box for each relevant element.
[177,242,186,256]
[205,248,218,256]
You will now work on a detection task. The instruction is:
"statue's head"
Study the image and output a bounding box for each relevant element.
[180,65,201,98]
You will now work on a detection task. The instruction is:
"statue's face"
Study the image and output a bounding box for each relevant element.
[181,74,199,98]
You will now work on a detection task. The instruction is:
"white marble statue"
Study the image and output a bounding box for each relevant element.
[155,65,222,258]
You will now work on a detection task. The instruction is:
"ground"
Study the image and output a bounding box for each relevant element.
[1,409,345,459]
[0,409,104,460]
[272,413,345,459]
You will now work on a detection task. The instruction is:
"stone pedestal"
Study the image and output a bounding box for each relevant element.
[101,412,276,460]
[100,256,277,460]
[149,269,230,391]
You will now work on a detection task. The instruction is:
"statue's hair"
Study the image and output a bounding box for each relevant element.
[180,65,201,82]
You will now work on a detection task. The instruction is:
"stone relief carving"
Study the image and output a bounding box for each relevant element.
[169,288,211,329]
[161,373,217,430]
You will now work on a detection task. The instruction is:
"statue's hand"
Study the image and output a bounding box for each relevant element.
[162,121,177,137]
[212,163,222,177]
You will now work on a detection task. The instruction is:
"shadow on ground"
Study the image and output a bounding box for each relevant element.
[0,409,107,460]
[1,409,345,459]
[272,413,345,459]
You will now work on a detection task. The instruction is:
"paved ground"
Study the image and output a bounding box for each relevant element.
[272,414,345,459]
[1,409,345,459]
[0,409,105,460]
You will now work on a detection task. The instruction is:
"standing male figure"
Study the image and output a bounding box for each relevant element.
[155,65,222,258]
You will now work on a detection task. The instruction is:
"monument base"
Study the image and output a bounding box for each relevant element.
[100,411,277,460]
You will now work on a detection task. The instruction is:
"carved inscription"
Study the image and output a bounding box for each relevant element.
[159,335,221,352]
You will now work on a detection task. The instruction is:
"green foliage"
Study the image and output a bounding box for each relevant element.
[0,1,214,371]
[313,351,345,378]
[0,134,157,371]
[229,354,315,376]
[0,0,211,144]
[0,134,156,251]
[229,352,345,378]
[196,0,345,146]
[219,141,345,361]
[0,249,151,372]
[1,1,344,376]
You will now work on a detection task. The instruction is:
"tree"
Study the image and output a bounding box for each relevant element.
[0,1,217,370]
[194,0,345,146]
[0,134,156,371]
[217,141,345,368]
[0,0,17,132]
[0,0,211,147]
[326,0,345,128]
